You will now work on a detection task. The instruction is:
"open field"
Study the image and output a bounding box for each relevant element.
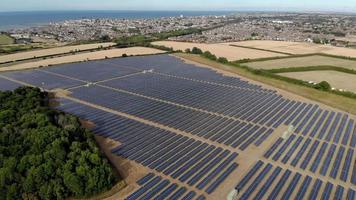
[152,41,287,61]
[0,34,14,45]
[0,47,165,72]
[226,40,356,58]
[279,70,356,93]
[244,55,356,70]
[1,54,356,200]
[0,42,116,63]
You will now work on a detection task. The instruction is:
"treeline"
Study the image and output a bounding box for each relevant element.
[0,87,116,200]
[184,47,229,64]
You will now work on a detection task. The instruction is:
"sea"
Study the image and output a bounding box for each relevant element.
[0,10,234,31]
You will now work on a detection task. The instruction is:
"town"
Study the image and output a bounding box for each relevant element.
[4,12,356,48]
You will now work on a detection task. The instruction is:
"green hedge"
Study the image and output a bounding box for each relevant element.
[265,65,356,75]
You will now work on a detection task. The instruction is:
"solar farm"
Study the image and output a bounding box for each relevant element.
[0,54,356,200]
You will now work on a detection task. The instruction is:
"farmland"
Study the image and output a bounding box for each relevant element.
[0,47,165,72]
[0,42,116,63]
[244,55,356,70]
[227,40,356,58]
[152,41,287,61]
[1,54,356,200]
[0,34,14,45]
[279,71,356,93]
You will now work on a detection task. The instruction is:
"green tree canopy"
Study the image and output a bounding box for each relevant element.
[0,87,116,200]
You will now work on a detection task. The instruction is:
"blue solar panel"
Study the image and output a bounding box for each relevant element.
[3,69,84,89]
[0,77,23,91]
[281,173,302,199]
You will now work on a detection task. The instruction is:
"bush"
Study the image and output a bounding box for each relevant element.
[217,57,229,64]
[122,53,128,57]
[315,81,331,91]
[185,48,191,53]
[202,51,217,60]
[191,47,203,54]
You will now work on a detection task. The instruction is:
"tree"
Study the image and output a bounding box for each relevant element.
[202,51,217,60]
[217,57,229,64]
[0,87,116,199]
[315,81,331,91]
[191,47,203,54]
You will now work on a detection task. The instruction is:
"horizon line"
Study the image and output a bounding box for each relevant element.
[0,9,356,14]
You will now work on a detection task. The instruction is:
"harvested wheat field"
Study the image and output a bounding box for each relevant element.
[0,47,165,72]
[227,40,356,57]
[0,42,116,63]
[152,41,286,61]
[244,55,356,70]
[279,70,356,93]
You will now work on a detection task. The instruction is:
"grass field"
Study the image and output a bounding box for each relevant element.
[0,47,165,72]
[279,70,356,93]
[0,42,116,63]
[152,41,287,61]
[226,40,356,58]
[244,55,356,70]
[175,53,356,115]
[0,34,14,45]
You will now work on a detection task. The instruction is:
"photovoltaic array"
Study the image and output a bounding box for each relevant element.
[1,54,355,199]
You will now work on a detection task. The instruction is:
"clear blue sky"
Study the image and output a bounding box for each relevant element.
[1,0,356,12]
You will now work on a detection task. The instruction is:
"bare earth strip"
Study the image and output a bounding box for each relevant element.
[244,55,356,70]
[0,47,165,72]
[152,41,286,61]
[225,40,356,57]
[279,70,356,93]
[0,42,116,63]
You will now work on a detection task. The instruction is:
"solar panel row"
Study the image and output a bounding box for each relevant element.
[128,173,206,200]
[2,69,84,89]
[100,72,279,121]
[42,60,140,82]
[102,54,267,92]
[235,160,356,200]
[264,135,356,184]
[57,98,238,194]
[70,85,273,150]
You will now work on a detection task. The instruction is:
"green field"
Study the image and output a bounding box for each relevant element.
[0,34,14,45]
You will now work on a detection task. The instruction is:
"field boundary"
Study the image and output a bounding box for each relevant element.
[229,44,294,56]
[235,52,356,63]
[264,65,356,75]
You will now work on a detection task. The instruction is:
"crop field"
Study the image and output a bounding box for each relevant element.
[1,54,355,200]
[279,71,356,93]
[152,41,287,61]
[227,40,356,58]
[244,55,356,70]
[0,34,14,45]
[0,47,165,72]
[0,42,116,63]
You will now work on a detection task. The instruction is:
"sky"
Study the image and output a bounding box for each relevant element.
[1,0,356,13]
